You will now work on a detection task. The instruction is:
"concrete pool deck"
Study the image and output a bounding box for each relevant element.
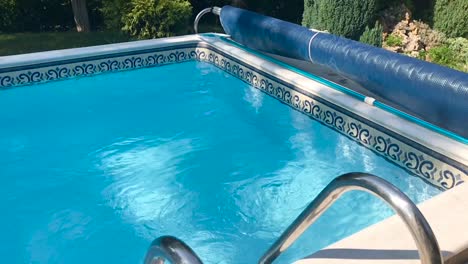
[295,182,468,264]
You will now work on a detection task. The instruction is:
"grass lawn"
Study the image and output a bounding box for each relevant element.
[0,31,131,56]
[0,22,225,57]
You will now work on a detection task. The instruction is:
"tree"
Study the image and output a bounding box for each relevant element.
[433,0,467,38]
[71,0,91,32]
[302,0,380,40]
[102,0,131,30]
[359,21,383,47]
[122,0,192,39]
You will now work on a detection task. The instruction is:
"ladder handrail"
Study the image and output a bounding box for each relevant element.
[144,236,203,264]
[258,172,443,264]
[194,7,222,34]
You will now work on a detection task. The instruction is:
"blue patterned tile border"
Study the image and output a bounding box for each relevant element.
[0,45,199,88]
[0,41,466,190]
[192,46,467,190]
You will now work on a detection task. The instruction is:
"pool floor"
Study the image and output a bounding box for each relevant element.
[0,61,440,263]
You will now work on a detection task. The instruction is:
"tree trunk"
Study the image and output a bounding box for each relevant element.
[71,0,90,32]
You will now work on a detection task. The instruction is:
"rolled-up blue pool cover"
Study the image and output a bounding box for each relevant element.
[219,6,468,138]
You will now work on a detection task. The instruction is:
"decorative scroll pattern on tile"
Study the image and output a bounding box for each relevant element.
[193,47,467,190]
[0,48,198,88]
[1,44,465,190]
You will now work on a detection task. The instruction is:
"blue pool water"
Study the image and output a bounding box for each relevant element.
[0,61,441,263]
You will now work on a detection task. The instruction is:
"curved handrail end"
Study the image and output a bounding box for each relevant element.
[258,172,443,264]
[144,236,203,264]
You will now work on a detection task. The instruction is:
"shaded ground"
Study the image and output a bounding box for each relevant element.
[0,31,130,56]
[0,23,225,57]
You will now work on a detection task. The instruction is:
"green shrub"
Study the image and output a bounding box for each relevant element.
[433,0,468,38]
[123,0,192,39]
[302,0,380,40]
[385,34,403,46]
[445,37,468,72]
[102,0,131,30]
[426,40,467,72]
[418,50,427,60]
[359,21,383,47]
[427,45,457,68]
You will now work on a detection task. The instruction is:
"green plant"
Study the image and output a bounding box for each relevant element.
[417,50,427,60]
[426,41,467,72]
[385,34,403,46]
[427,45,456,67]
[122,0,192,39]
[302,0,380,40]
[446,37,468,72]
[433,0,468,38]
[102,0,131,30]
[359,21,383,47]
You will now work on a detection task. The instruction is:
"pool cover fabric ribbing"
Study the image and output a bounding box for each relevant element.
[219,6,468,138]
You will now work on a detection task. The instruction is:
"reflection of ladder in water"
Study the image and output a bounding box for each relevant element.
[143,173,443,264]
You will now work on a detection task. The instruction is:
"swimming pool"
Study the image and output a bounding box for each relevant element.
[0,34,466,263]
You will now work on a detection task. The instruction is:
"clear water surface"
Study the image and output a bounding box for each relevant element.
[0,61,441,263]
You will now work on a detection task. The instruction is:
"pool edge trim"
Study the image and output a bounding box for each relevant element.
[0,33,466,191]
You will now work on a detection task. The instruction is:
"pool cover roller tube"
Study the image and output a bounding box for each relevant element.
[219,6,468,138]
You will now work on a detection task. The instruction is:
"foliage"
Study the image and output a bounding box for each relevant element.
[0,0,105,33]
[247,0,304,24]
[433,0,468,38]
[302,0,381,40]
[385,34,403,46]
[86,0,105,30]
[188,0,304,24]
[446,38,468,63]
[122,0,192,39]
[381,0,414,12]
[0,31,130,56]
[359,21,383,47]
[101,0,131,30]
[189,0,230,14]
[380,0,437,21]
[417,50,427,60]
[445,38,468,72]
[0,0,17,32]
[427,45,457,68]
[425,38,467,72]
[3,0,75,32]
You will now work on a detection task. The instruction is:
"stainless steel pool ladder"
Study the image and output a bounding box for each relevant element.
[259,172,443,264]
[144,236,203,264]
[144,173,443,264]
[194,7,222,34]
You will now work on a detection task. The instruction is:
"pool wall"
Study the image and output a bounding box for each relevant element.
[0,34,467,190]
